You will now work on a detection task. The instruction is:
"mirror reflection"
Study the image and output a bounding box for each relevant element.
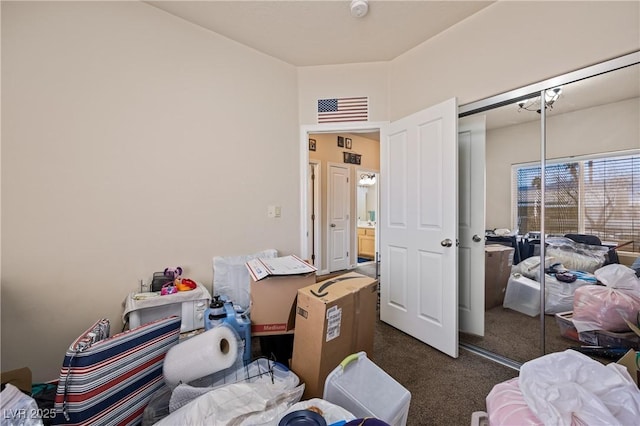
[460,62,640,364]
[356,170,378,264]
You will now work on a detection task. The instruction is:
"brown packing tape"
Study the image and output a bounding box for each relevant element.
[311,275,360,298]
[352,286,361,354]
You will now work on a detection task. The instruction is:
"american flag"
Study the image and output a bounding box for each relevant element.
[317,97,368,123]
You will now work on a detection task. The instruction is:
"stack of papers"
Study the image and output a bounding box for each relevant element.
[246,255,316,281]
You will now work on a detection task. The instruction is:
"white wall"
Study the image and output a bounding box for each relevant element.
[485,98,640,229]
[297,62,389,125]
[388,1,640,119]
[2,0,639,382]
[1,1,299,381]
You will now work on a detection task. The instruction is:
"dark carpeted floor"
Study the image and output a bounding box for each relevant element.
[255,265,613,425]
[371,319,518,425]
[316,264,520,425]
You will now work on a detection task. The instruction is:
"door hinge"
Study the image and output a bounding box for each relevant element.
[346,251,349,257]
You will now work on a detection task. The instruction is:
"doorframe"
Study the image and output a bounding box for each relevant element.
[308,161,321,267]
[299,121,388,271]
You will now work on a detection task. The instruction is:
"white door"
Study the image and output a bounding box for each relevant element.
[380,98,459,357]
[328,164,350,272]
[458,116,486,336]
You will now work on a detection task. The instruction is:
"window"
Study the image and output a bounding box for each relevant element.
[512,151,640,252]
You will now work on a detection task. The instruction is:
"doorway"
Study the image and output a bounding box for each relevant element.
[300,122,385,276]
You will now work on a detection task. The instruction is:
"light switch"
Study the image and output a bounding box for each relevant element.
[268,205,281,218]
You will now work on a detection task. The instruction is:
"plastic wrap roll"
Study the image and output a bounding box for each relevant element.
[163,324,240,387]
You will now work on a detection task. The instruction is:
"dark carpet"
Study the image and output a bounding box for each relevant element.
[263,265,611,425]
[313,265,519,425]
[371,319,517,425]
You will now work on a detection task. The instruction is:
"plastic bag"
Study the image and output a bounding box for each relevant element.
[512,256,556,280]
[213,249,277,310]
[0,384,44,426]
[486,378,545,426]
[545,237,608,273]
[142,383,172,426]
[519,349,640,426]
[594,263,640,291]
[170,358,299,413]
[155,383,304,426]
[572,284,640,332]
[543,274,592,315]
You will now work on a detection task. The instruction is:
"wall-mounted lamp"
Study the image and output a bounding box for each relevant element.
[517,87,562,113]
[359,173,376,186]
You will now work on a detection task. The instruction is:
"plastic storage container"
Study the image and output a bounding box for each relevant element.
[554,311,598,345]
[596,329,640,349]
[503,273,540,316]
[323,352,411,426]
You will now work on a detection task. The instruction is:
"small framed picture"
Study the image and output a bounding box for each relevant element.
[345,138,352,149]
[309,138,316,151]
[343,151,351,163]
[337,136,344,147]
[354,154,362,165]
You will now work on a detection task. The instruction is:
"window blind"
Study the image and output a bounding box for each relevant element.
[583,155,639,249]
[512,153,639,252]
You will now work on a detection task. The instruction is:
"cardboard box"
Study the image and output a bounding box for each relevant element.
[485,245,515,309]
[619,317,640,387]
[247,255,316,336]
[617,349,638,387]
[290,272,378,399]
[1,367,32,394]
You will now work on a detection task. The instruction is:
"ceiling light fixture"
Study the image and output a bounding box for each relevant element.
[517,87,563,114]
[350,0,369,18]
[358,173,376,186]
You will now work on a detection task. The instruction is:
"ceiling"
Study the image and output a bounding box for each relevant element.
[146,0,494,66]
[146,1,639,136]
[482,63,640,130]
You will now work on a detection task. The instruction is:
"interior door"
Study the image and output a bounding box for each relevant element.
[380,98,459,357]
[458,115,486,336]
[328,164,350,272]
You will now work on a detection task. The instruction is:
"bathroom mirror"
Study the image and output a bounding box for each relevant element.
[356,169,378,264]
[459,52,640,365]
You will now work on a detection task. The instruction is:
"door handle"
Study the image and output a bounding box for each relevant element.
[440,239,453,247]
[473,234,482,243]
[330,223,336,227]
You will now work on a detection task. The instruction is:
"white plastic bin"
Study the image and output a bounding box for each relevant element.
[323,352,411,426]
[503,273,540,316]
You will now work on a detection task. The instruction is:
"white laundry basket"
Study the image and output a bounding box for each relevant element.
[323,352,411,426]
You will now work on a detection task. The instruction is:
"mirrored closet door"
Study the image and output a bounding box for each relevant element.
[458,51,640,366]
